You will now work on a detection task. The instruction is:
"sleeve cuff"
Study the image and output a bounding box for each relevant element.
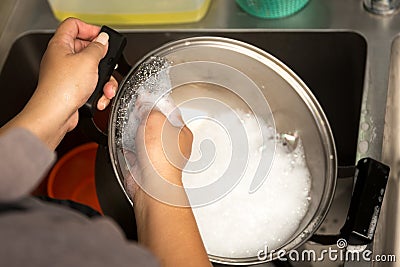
[0,128,56,202]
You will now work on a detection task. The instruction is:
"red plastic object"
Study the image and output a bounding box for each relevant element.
[47,143,102,214]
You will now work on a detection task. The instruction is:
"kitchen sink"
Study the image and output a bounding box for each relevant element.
[0,31,367,266]
[0,31,367,164]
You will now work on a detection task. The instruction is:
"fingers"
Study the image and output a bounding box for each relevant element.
[48,18,108,60]
[97,96,110,111]
[103,76,118,99]
[97,76,118,110]
[80,32,109,62]
[55,18,101,42]
[139,110,193,173]
[73,39,91,53]
[49,18,101,55]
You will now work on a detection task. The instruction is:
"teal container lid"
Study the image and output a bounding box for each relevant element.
[236,0,310,19]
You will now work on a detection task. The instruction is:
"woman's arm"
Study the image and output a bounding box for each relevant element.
[133,111,212,267]
[0,18,117,150]
[0,18,117,201]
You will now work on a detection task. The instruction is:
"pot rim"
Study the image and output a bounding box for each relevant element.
[107,36,338,264]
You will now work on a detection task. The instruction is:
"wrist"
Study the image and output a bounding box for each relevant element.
[17,83,82,149]
[133,166,189,209]
[133,183,191,244]
[15,102,71,150]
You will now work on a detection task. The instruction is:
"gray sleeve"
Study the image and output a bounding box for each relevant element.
[0,197,160,267]
[0,128,56,202]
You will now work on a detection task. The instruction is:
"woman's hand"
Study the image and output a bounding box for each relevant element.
[1,18,117,149]
[123,110,193,204]
[128,111,211,267]
[38,18,117,116]
[136,110,193,186]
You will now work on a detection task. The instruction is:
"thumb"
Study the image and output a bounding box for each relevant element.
[81,32,109,62]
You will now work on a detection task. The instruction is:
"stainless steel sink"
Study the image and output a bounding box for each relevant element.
[0,31,367,266]
[0,31,367,164]
[376,35,400,267]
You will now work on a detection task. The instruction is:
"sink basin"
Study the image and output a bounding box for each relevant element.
[0,31,367,265]
[0,31,367,163]
[376,35,400,267]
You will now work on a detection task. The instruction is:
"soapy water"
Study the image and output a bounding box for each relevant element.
[120,57,182,152]
[119,57,189,203]
[181,108,312,258]
[120,58,275,207]
[119,57,312,258]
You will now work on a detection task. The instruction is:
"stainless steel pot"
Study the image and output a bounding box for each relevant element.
[80,27,389,265]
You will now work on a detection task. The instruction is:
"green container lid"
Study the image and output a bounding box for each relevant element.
[236,0,310,19]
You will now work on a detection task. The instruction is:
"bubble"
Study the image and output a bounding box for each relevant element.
[361,122,370,131]
[182,110,312,258]
[358,140,369,154]
[117,56,171,148]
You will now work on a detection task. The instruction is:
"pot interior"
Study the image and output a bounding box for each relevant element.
[110,37,337,264]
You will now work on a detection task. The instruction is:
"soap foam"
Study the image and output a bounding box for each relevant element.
[182,109,312,258]
[119,58,312,257]
[122,58,182,154]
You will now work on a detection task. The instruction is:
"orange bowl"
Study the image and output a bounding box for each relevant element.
[47,143,102,213]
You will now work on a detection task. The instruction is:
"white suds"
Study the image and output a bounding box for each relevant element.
[182,109,312,258]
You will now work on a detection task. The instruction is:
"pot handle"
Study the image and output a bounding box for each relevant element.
[310,158,390,246]
[78,26,127,145]
[81,26,127,117]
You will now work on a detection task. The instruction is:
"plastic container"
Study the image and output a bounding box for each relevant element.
[47,0,212,25]
[47,143,102,213]
[236,0,309,19]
